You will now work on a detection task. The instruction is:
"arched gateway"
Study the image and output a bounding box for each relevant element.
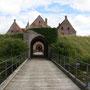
[24,30,48,58]
[31,36,48,58]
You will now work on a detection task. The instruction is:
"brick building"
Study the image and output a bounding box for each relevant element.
[7,15,76,36]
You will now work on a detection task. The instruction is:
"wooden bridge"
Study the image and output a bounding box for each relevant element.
[1,58,80,90]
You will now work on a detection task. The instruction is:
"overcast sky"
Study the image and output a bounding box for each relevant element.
[0,0,90,36]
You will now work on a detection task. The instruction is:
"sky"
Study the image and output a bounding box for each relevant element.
[0,0,90,36]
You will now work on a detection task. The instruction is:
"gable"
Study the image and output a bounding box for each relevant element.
[29,15,48,29]
[58,16,76,35]
[7,19,23,34]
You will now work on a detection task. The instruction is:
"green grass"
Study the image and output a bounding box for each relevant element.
[53,36,90,63]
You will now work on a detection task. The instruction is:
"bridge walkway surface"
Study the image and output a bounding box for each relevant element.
[4,58,80,90]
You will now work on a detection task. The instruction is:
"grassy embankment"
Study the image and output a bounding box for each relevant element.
[53,36,90,63]
[0,34,27,60]
[0,34,28,84]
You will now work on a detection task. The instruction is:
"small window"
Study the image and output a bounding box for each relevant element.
[39,21,40,23]
[67,27,70,30]
[61,27,63,30]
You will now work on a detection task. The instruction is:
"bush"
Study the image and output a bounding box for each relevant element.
[0,36,28,84]
[0,38,28,58]
[0,33,23,40]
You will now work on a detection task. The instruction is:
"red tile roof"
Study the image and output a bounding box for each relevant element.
[7,19,23,34]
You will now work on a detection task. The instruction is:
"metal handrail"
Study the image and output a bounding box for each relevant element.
[0,53,27,84]
[0,55,20,65]
[49,48,90,89]
[0,64,13,75]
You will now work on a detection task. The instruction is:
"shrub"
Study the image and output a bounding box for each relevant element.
[0,33,23,40]
[0,38,28,58]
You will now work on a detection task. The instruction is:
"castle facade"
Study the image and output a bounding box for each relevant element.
[7,15,76,36]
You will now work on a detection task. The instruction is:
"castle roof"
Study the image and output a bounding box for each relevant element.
[29,15,49,29]
[7,19,23,34]
[31,15,45,24]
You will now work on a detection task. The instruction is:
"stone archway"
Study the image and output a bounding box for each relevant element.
[30,36,48,58]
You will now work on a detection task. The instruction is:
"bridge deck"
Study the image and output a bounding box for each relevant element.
[5,58,80,90]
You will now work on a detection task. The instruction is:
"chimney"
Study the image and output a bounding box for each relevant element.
[45,18,47,25]
[14,19,16,22]
[65,16,67,20]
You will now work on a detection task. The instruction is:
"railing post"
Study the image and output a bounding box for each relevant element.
[18,55,22,65]
[86,64,89,88]
[75,62,80,79]
[5,61,7,78]
[59,51,60,64]
[60,54,61,65]
[49,48,52,60]
[68,57,70,72]
[68,64,70,72]
[16,57,18,68]
[12,57,13,73]
[75,64,78,78]
[64,56,65,68]
[60,55,62,65]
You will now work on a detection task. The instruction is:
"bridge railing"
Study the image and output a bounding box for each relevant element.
[49,47,90,90]
[0,53,27,84]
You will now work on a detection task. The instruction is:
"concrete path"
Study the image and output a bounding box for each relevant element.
[5,58,80,90]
